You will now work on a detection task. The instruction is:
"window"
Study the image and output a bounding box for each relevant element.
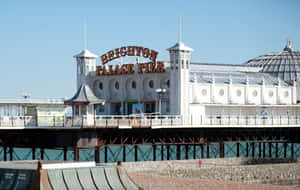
[252,90,258,97]
[99,82,103,90]
[269,91,274,97]
[132,81,136,89]
[149,80,154,88]
[115,81,119,90]
[219,89,224,96]
[284,91,289,97]
[166,80,170,88]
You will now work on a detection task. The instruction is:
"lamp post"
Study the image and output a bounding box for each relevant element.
[155,88,167,115]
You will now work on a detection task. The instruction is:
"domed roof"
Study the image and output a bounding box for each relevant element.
[243,40,300,83]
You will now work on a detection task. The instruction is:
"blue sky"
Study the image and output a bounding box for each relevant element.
[0,0,299,98]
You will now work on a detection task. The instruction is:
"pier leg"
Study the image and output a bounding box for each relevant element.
[259,142,262,158]
[123,146,126,162]
[9,146,13,161]
[263,142,265,158]
[251,142,255,158]
[3,146,7,161]
[275,143,278,158]
[64,147,67,161]
[41,148,44,160]
[291,143,294,158]
[134,145,138,162]
[167,145,170,160]
[284,142,287,158]
[95,146,101,163]
[236,142,240,158]
[161,145,164,161]
[269,142,272,158]
[176,144,181,160]
[153,145,156,161]
[74,147,79,161]
[206,144,210,158]
[104,146,108,163]
[219,141,224,158]
[185,145,189,160]
[201,144,204,158]
[193,144,196,159]
[32,147,36,160]
[246,143,249,157]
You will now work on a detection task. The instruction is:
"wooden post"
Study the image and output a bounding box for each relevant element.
[134,145,138,162]
[236,142,240,158]
[167,145,170,160]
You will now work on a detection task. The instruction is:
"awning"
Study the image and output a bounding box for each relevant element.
[140,99,156,103]
[123,99,138,103]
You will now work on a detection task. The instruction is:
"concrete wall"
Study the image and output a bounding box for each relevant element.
[121,158,300,185]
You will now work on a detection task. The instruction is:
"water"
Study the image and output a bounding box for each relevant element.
[0,142,299,162]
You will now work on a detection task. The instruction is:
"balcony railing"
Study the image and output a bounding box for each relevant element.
[0,115,299,128]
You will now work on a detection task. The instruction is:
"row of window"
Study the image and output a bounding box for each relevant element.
[98,80,170,91]
[200,89,289,98]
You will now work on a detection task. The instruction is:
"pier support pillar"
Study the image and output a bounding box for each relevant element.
[4,146,7,161]
[291,143,294,158]
[193,144,196,159]
[134,145,138,162]
[269,142,272,158]
[153,145,156,161]
[167,145,170,160]
[176,144,181,160]
[123,146,126,162]
[206,144,210,158]
[95,146,101,163]
[219,141,224,158]
[236,142,240,158]
[104,146,108,163]
[185,145,188,160]
[32,147,36,160]
[275,143,278,158]
[246,143,249,157]
[263,142,266,158]
[259,142,262,158]
[284,142,287,158]
[201,144,204,158]
[9,146,13,161]
[41,148,44,160]
[74,147,79,161]
[64,147,67,161]
[161,145,164,160]
[251,142,255,158]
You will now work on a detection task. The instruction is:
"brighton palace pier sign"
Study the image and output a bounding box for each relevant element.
[96,46,164,76]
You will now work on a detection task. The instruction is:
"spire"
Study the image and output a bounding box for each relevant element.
[84,19,87,50]
[179,9,182,43]
[283,39,294,52]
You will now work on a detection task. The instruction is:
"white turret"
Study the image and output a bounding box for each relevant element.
[74,49,98,89]
[167,14,193,117]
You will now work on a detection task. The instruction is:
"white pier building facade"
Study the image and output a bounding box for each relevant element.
[62,38,300,127]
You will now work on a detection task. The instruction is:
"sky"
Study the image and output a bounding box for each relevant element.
[0,0,299,99]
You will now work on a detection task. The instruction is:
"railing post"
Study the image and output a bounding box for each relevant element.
[63,116,65,127]
[246,116,248,125]
[280,115,282,125]
[53,116,55,127]
[255,115,256,125]
[11,117,13,127]
[200,115,202,125]
[0,116,1,127]
[171,118,173,126]
[191,115,193,125]
[210,116,212,125]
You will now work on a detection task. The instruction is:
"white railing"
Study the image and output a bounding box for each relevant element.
[0,115,300,128]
